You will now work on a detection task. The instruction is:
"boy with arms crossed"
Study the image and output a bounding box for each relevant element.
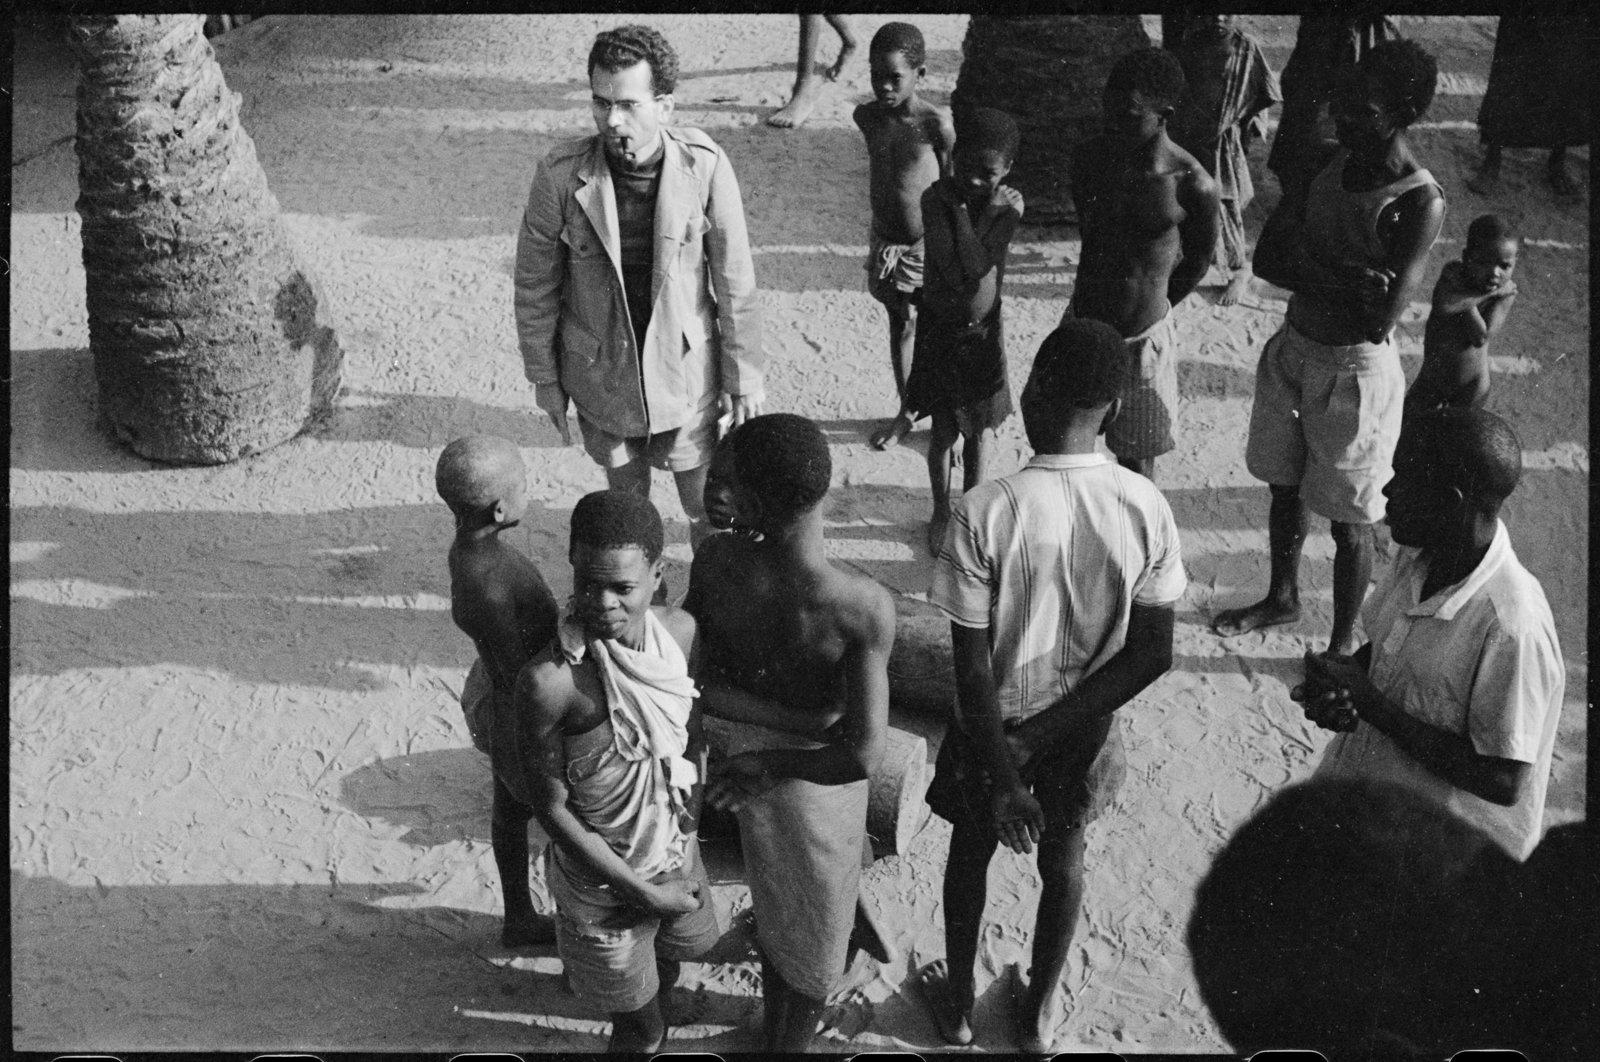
[1406,213,1519,415]
[917,320,1184,1052]
[435,435,560,946]
[1214,39,1445,658]
[856,21,955,452]
[515,491,714,1053]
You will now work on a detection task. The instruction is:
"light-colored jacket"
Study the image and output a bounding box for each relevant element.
[514,127,763,438]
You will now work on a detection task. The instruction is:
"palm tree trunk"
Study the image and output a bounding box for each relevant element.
[71,14,340,465]
[953,15,1152,225]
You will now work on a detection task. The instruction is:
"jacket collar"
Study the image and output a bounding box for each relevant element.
[573,130,696,306]
[1406,520,1511,621]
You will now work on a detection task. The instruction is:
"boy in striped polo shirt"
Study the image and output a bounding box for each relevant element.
[916,319,1186,1052]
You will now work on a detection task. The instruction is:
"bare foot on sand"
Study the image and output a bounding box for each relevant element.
[869,412,913,450]
[766,76,823,128]
[1547,162,1581,199]
[824,41,856,81]
[1007,963,1056,1055]
[927,509,950,556]
[501,910,556,947]
[911,959,974,1046]
[1212,598,1300,638]
[1219,267,1252,306]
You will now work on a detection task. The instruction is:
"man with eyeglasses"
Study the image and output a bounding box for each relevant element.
[516,24,764,550]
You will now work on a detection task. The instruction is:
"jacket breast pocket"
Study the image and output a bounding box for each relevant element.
[560,222,605,261]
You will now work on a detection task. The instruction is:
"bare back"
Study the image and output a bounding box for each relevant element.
[1072,134,1202,336]
[448,536,559,693]
[687,535,890,728]
[855,98,952,244]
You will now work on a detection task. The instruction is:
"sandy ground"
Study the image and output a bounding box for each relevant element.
[10,14,1589,1054]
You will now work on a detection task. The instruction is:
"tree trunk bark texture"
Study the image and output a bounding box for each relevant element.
[71,14,340,465]
[953,15,1152,225]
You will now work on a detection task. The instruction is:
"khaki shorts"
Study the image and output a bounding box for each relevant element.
[547,835,720,1015]
[577,398,720,474]
[1103,308,1179,461]
[1244,322,1405,525]
[866,227,925,302]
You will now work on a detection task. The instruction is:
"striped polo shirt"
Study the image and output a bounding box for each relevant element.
[930,451,1187,724]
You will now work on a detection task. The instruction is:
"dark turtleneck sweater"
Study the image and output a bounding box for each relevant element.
[607,138,665,350]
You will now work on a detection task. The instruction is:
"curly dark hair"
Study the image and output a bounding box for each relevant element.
[870,21,926,68]
[588,24,679,96]
[1105,46,1187,109]
[1359,37,1437,124]
[1466,212,1518,251]
[1027,318,1129,413]
[730,413,832,522]
[955,106,1020,162]
[570,489,664,562]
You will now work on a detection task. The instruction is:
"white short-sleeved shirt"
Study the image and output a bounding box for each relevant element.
[929,452,1187,724]
[1317,521,1565,859]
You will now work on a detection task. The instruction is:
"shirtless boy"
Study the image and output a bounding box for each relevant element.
[1406,213,1519,415]
[1070,47,1220,481]
[435,435,560,946]
[1214,39,1445,658]
[684,413,895,1052]
[515,490,714,1053]
[855,22,955,451]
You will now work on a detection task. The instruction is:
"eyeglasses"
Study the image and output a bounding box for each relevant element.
[591,96,664,115]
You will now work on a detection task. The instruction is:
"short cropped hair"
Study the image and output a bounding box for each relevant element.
[588,24,678,95]
[1405,406,1522,507]
[1360,37,1436,123]
[569,489,664,562]
[1029,318,1129,410]
[1105,46,1187,109]
[955,106,1020,162]
[435,435,524,518]
[730,413,832,521]
[1466,213,1518,250]
[870,21,926,67]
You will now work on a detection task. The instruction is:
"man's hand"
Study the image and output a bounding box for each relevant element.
[1003,728,1034,778]
[990,781,1045,855]
[990,184,1023,214]
[720,391,765,431]
[534,382,572,445]
[632,875,703,917]
[704,751,776,813]
[1292,650,1378,732]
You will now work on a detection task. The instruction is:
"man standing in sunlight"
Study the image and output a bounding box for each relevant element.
[514,24,765,550]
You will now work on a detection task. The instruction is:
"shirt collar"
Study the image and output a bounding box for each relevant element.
[1025,451,1110,470]
[1406,520,1511,621]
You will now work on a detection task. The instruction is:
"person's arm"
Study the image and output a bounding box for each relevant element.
[951,621,1044,854]
[512,155,574,441]
[1304,652,1531,806]
[932,111,957,176]
[1480,284,1517,339]
[1253,144,1347,295]
[697,674,841,736]
[469,592,534,696]
[705,591,893,806]
[1363,183,1447,342]
[1168,163,1221,307]
[947,186,1021,285]
[703,145,765,425]
[516,660,699,914]
[1008,602,1176,759]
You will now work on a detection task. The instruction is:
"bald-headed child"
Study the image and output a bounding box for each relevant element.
[436,435,561,946]
[855,21,955,451]
[1407,213,1520,416]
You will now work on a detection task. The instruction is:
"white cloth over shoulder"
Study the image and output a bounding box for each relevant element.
[556,606,700,879]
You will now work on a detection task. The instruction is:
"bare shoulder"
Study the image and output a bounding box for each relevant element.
[827,567,897,650]
[852,101,877,131]
[653,604,698,657]
[518,644,576,716]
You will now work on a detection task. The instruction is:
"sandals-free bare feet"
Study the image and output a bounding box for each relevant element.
[766,76,822,128]
[869,412,913,450]
[1006,963,1056,1055]
[1211,597,1300,638]
[911,959,974,1046]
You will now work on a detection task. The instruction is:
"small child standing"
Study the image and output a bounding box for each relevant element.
[855,21,955,451]
[904,107,1024,553]
[435,435,561,946]
[1407,214,1520,415]
[1168,15,1281,305]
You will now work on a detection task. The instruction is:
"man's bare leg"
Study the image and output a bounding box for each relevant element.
[926,413,959,555]
[821,14,858,80]
[1014,825,1089,1053]
[762,960,829,1051]
[1328,520,1374,659]
[961,427,988,492]
[672,463,711,550]
[609,996,666,1053]
[491,777,554,946]
[916,820,996,1045]
[767,15,833,129]
[1467,142,1503,196]
[1213,483,1307,636]
[1547,146,1580,198]
[605,459,652,497]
